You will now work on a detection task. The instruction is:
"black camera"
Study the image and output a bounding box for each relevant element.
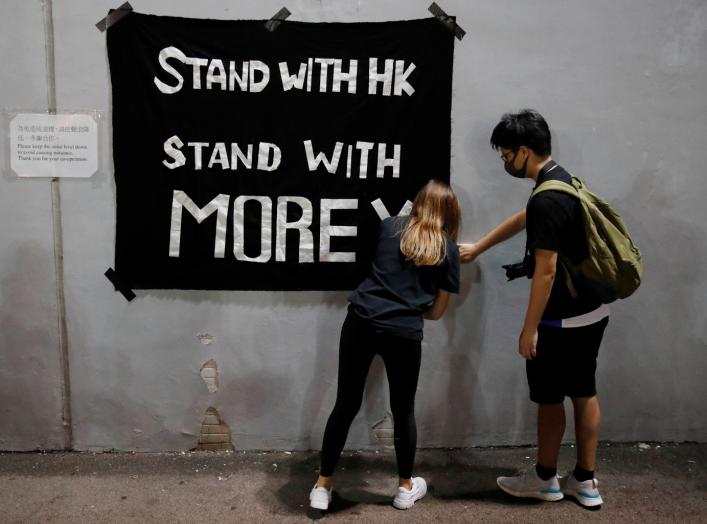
[502,252,534,281]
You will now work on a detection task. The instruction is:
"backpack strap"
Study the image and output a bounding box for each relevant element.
[530,178,581,199]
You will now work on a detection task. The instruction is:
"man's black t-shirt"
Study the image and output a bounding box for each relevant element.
[526,162,601,319]
[349,216,460,340]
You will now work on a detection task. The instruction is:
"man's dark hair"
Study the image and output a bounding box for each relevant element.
[490,109,552,156]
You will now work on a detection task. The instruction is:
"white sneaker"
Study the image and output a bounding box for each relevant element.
[393,477,427,509]
[561,473,603,508]
[309,485,332,510]
[497,469,564,501]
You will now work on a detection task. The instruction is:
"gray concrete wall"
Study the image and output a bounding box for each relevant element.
[1,0,705,451]
[0,1,65,450]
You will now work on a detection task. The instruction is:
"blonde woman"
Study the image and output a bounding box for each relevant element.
[309,180,461,511]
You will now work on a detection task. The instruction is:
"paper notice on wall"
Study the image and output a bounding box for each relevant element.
[9,112,99,178]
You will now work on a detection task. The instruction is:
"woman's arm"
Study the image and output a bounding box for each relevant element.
[459,209,526,263]
[423,289,451,320]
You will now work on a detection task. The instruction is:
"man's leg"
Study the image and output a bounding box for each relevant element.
[566,318,607,476]
[537,402,566,471]
[530,326,566,477]
[560,318,608,508]
[561,395,603,508]
[496,326,564,502]
[572,395,600,472]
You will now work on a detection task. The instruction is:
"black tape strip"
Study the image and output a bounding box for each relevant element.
[96,2,133,32]
[264,7,291,32]
[105,268,136,302]
[429,2,466,41]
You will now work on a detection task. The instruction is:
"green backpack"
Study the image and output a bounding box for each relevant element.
[530,177,643,303]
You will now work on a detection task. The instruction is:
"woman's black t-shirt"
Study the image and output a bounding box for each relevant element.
[348,216,460,340]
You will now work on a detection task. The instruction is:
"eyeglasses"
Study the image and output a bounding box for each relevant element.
[499,147,526,163]
[499,150,516,163]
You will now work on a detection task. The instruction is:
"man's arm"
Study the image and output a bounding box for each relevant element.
[518,248,557,359]
[423,289,451,320]
[459,209,526,263]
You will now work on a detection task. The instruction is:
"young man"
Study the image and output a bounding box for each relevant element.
[460,110,609,508]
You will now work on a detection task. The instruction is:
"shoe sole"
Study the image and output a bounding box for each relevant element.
[393,496,423,509]
[563,489,603,508]
[497,478,564,502]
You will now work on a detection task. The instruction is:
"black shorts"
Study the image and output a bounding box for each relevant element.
[526,317,609,404]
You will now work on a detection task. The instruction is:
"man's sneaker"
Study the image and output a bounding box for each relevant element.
[561,473,603,508]
[309,485,332,510]
[393,477,428,509]
[497,469,564,501]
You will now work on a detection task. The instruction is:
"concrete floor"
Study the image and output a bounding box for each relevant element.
[0,442,705,523]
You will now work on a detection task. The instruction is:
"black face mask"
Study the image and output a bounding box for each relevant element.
[504,151,528,179]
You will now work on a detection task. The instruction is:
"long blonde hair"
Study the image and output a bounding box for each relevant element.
[399,180,461,266]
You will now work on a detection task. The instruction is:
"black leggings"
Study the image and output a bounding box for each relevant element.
[319,309,422,479]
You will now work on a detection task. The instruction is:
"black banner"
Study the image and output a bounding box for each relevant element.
[108,13,454,290]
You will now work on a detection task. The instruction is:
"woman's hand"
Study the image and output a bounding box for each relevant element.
[423,289,451,320]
